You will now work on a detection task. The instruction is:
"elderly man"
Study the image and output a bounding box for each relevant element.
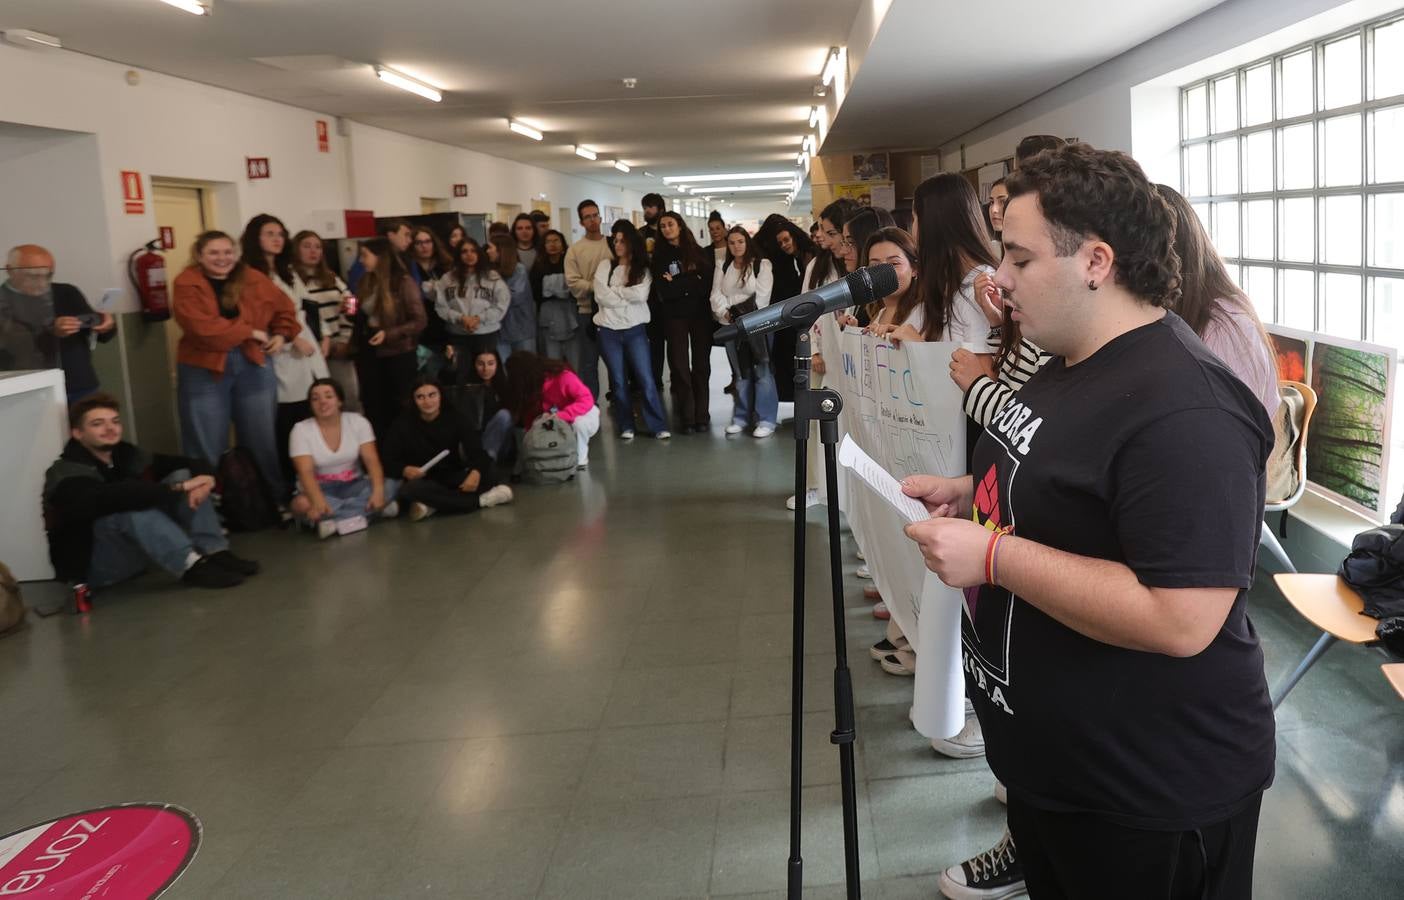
[1,244,116,400]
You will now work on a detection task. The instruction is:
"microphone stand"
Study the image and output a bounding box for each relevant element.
[787,326,862,900]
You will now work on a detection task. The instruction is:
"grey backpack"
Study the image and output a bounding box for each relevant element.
[521,411,578,483]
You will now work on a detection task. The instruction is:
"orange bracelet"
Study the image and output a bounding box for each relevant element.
[985,527,1011,585]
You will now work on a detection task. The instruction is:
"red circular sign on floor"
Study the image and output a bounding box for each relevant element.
[0,804,200,898]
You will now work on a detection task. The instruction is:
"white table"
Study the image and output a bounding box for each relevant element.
[0,369,67,580]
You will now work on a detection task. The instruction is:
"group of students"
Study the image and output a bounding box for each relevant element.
[805,136,1280,900]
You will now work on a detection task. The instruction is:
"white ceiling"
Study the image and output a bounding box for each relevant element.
[824,0,1229,154]
[2,0,1231,215]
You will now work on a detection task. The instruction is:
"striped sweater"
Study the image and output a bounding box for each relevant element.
[963,338,1054,426]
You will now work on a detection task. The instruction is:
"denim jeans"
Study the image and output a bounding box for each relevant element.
[571,311,601,399]
[481,407,514,461]
[732,338,779,429]
[299,475,402,522]
[178,349,284,500]
[88,469,228,587]
[497,336,537,363]
[597,323,668,434]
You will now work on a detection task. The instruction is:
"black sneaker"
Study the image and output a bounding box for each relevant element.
[205,550,259,576]
[182,556,244,589]
[938,828,1024,900]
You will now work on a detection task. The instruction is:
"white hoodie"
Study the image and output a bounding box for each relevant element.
[710,258,773,324]
[592,259,653,331]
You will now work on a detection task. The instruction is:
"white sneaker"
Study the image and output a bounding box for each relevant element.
[316,520,337,540]
[938,828,1024,900]
[879,648,915,676]
[932,715,986,759]
[856,564,871,579]
[785,489,821,511]
[752,424,775,438]
[380,500,399,519]
[656,430,672,440]
[620,430,636,441]
[725,423,744,435]
[479,484,514,508]
[409,502,435,522]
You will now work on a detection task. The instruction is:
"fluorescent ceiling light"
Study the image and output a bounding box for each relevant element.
[508,120,543,140]
[663,172,792,183]
[613,160,630,173]
[643,171,655,178]
[574,145,598,160]
[159,0,210,15]
[375,67,441,102]
[809,106,820,128]
[1,29,62,48]
[704,184,796,193]
[821,47,842,87]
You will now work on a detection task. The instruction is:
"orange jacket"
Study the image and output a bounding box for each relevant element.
[173,265,299,376]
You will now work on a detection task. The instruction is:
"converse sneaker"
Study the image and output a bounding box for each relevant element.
[753,424,775,438]
[725,423,744,435]
[879,651,915,676]
[932,714,986,759]
[656,430,672,440]
[479,485,515,508]
[409,502,435,522]
[938,828,1024,900]
[621,430,636,441]
[786,489,821,511]
[869,636,910,661]
[855,564,871,579]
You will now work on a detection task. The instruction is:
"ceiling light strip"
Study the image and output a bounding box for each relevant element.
[159,0,209,14]
[574,145,598,161]
[375,67,442,102]
[613,160,630,173]
[662,171,793,183]
[508,120,543,141]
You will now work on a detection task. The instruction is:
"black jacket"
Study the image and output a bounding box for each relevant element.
[382,408,492,488]
[43,440,212,582]
[649,243,714,320]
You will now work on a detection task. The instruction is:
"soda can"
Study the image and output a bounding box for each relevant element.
[73,583,93,614]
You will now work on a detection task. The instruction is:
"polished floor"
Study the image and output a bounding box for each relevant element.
[3,385,1402,898]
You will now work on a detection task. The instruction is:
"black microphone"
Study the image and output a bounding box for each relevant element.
[713,263,899,344]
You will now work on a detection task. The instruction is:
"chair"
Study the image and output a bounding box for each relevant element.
[1260,380,1318,574]
[1385,664,1404,701]
[1270,573,1380,708]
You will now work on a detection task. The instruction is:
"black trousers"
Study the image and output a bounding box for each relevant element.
[663,316,713,428]
[1007,793,1262,900]
[358,351,419,437]
[646,302,666,388]
[396,477,485,514]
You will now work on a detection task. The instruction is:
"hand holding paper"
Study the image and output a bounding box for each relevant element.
[837,435,931,524]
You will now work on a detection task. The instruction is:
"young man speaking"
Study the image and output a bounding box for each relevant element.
[903,144,1274,899]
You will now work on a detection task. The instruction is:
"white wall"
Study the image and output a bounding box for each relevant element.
[0,43,646,311]
[934,0,1380,174]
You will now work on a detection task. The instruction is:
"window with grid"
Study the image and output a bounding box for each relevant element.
[1181,12,1404,514]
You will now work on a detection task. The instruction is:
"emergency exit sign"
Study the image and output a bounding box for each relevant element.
[246,157,271,180]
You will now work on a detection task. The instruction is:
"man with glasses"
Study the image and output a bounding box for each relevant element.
[1,244,115,401]
[563,200,611,398]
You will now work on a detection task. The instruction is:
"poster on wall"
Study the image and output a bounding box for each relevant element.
[851,152,889,182]
[1267,324,1397,518]
[834,181,894,210]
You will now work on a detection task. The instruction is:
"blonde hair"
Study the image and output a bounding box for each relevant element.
[190,231,245,312]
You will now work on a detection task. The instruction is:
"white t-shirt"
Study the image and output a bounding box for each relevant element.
[289,412,376,479]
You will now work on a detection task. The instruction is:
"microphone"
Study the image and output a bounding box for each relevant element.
[714,263,899,344]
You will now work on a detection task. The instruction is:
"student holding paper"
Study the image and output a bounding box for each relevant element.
[382,376,514,521]
[903,144,1272,900]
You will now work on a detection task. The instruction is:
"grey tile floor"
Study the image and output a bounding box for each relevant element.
[3,388,1402,898]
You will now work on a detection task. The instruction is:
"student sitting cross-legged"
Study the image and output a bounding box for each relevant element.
[288,377,400,538]
[382,376,514,521]
[43,393,258,591]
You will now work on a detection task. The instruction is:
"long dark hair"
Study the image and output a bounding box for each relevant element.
[450,238,492,297]
[408,373,444,420]
[410,226,452,274]
[609,220,649,287]
[532,229,570,275]
[466,347,509,399]
[1158,183,1271,353]
[488,233,521,279]
[810,197,860,289]
[863,227,927,336]
[240,213,294,286]
[505,350,573,427]
[652,211,709,274]
[722,226,762,286]
[913,174,997,340]
[358,237,410,325]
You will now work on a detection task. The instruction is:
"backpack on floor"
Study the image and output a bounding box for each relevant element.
[216,447,280,532]
[520,411,577,484]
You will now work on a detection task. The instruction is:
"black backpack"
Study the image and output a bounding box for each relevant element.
[216,447,280,532]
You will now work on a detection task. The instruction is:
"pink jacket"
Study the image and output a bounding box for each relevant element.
[540,370,595,422]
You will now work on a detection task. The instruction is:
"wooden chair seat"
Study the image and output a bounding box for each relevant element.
[1385,664,1404,701]
[1271,574,1378,644]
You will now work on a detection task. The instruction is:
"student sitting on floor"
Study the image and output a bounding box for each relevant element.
[42,393,259,591]
[383,376,514,521]
[288,377,399,538]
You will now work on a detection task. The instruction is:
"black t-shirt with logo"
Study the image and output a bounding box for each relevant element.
[965,311,1275,831]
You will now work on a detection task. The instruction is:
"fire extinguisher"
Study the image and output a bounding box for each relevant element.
[128,239,170,322]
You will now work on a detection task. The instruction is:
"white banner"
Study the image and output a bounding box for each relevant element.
[827,324,969,739]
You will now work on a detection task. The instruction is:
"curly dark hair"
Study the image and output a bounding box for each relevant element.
[1005,143,1181,307]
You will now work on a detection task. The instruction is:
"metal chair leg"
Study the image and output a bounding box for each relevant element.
[1272,631,1336,710]
[1260,519,1298,574]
